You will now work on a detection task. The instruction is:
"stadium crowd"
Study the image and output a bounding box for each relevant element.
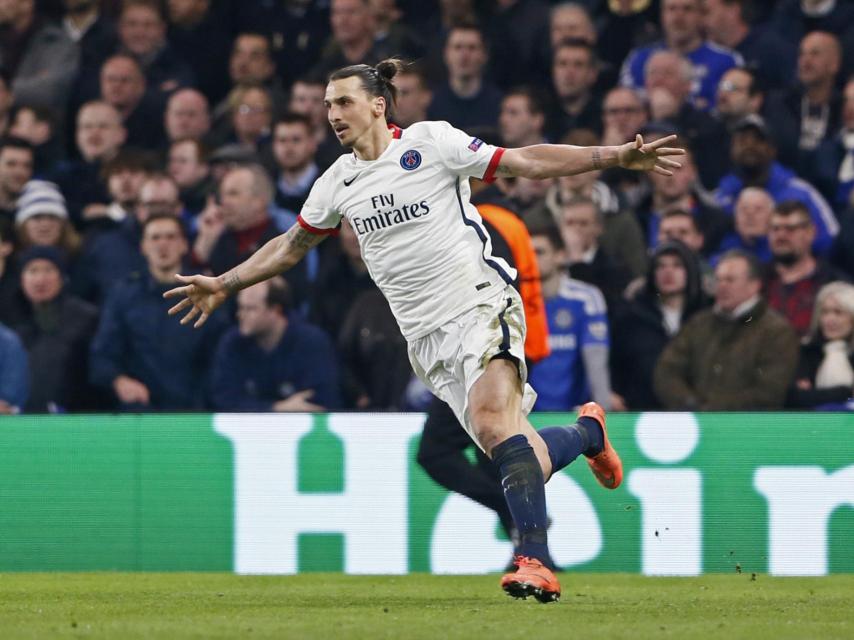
[2,0,854,415]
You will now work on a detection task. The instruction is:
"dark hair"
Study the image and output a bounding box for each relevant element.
[120,0,166,22]
[718,248,763,281]
[445,20,488,50]
[0,135,34,156]
[329,59,405,119]
[527,221,564,251]
[773,199,812,223]
[171,137,211,164]
[553,38,597,66]
[274,111,313,132]
[141,211,187,240]
[265,276,293,315]
[395,63,430,90]
[11,103,56,130]
[661,208,700,230]
[504,86,547,117]
[101,148,158,179]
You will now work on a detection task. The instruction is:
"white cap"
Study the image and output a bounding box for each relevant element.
[15,180,68,225]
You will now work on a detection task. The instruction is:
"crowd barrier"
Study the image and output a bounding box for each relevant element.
[0,412,852,575]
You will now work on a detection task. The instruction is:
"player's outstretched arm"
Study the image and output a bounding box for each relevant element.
[163,223,327,328]
[497,134,685,180]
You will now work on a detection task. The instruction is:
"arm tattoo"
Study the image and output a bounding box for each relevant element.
[591,147,603,170]
[222,271,243,294]
[495,164,514,176]
[288,225,319,251]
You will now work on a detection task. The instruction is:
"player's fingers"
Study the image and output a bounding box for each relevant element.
[653,165,674,176]
[635,133,643,148]
[163,284,190,299]
[658,158,682,169]
[180,306,200,325]
[655,147,686,156]
[167,298,192,316]
[649,134,678,148]
[193,312,209,329]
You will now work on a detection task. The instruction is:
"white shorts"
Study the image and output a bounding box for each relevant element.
[407,285,538,449]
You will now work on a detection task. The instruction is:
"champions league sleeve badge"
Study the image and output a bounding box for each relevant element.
[400,149,422,171]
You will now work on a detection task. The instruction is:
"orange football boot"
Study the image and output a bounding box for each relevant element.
[500,556,561,603]
[579,402,623,489]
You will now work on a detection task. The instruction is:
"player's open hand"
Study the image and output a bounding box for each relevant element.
[163,273,227,328]
[618,134,685,175]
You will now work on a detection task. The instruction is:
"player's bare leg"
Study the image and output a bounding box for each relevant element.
[468,357,560,603]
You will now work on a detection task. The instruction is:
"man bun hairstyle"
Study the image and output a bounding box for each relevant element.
[329,58,406,119]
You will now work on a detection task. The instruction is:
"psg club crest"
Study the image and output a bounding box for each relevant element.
[400,149,422,171]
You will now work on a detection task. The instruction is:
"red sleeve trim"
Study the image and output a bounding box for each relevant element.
[482,147,506,183]
[388,124,403,139]
[297,215,340,236]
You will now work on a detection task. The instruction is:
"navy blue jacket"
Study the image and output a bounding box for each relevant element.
[72,215,146,304]
[211,319,340,412]
[89,271,228,411]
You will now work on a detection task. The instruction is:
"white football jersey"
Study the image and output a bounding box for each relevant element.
[298,121,517,340]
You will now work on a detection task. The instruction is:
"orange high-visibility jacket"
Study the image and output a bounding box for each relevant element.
[476,203,550,363]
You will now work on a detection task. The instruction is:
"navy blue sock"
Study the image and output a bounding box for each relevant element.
[540,417,605,473]
[491,434,549,562]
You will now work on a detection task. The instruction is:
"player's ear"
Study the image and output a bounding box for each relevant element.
[373,96,386,117]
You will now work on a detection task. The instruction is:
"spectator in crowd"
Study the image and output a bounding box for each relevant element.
[0,0,79,111]
[338,285,412,410]
[116,0,194,105]
[61,0,118,73]
[558,194,633,309]
[229,84,273,152]
[499,87,547,148]
[310,219,374,342]
[14,180,81,262]
[390,64,432,128]
[235,0,330,90]
[642,51,729,188]
[771,0,854,55]
[9,104,64,175]
[764,200,849,337]
[89,213,226,411]
[0,217,19,323]
[0,319,28,414]
[80,148,154,229]
[715,68,765,130]
[548,38,602,139]
[788,280,854,409]
[713,187,775,264]
[99,53,165,149]
[486,0,550,90]
[166,0,232,104]
[636,135,731,255]
[540,128,647,279]
[528,223,612,410]
[11,245,98,412]
[427,22,503,131]
[167,137,213,221]
[289,75,343,170]
[311,0,382,79]
[73,173,180,304]
[655,208,716,294]
[547,2,618,92]
[702,0,797,91]
[193,165,309,305]
[211,277,340,411]
[52,101,125,225]
[0,136,34,225]
[716,114,839,256]
[601,86,649,146]
[764,31,843,172]
[271,113,320,215]
[620,0,741,111]
[811,76,854,207]
[211,32,286,145]
[611,240,710,411]
[164,88,211,144]
[655,249,799,410]
[370,0,424,64]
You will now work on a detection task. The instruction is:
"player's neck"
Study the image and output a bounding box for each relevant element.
[541,271,562,299]
[352,122,394,161]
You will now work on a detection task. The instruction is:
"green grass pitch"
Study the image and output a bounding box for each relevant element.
[1,573,852,639]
